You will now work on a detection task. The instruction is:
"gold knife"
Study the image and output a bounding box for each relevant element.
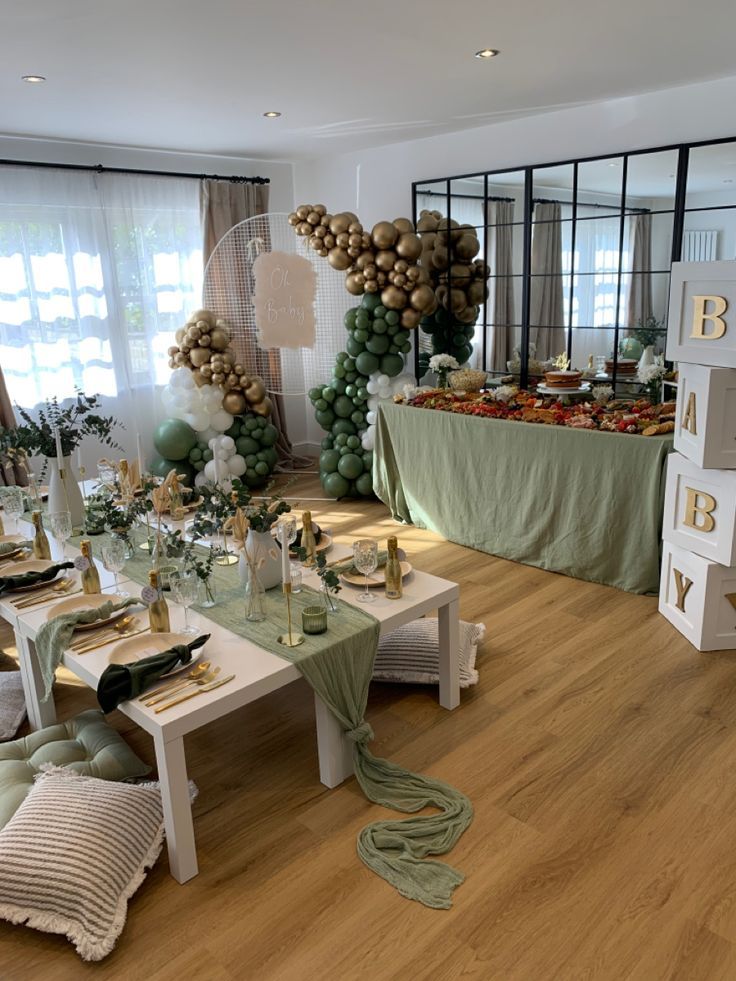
[154,674,235,712]
[13,587,81,610]
[72,627,150,656]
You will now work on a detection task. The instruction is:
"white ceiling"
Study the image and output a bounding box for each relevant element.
[2,0,736,160]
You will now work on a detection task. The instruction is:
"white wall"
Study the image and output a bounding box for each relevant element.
[684,189,736,261]
[294,75,736,225]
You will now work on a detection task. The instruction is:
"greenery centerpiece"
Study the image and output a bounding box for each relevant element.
[631,316,667,351]
[5,392,121,463]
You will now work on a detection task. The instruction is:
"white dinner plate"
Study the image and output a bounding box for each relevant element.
[108,631,204,678]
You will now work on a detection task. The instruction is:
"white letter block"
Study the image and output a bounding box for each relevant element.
[662,452,736,566]
[659,542,736,651]
[674,363,736,469]
[667,260,736,368]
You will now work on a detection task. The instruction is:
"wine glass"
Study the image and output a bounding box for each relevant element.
[169,571,198,635]
[48,510,72,560]
[352,539,378,604]
[101,539,129,597]
[2,487,25,536]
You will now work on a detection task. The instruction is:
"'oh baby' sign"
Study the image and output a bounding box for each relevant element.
[253,251,316,349]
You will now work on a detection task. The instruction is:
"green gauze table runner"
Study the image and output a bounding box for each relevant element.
[70,528,473,908]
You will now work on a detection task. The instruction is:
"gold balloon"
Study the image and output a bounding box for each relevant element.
[323,234,336,249]
[314,204,327,216]
[239,374,250,387]
[223,391,247,415]
[345,271,366,295]
[395,232,422,260]
[348,221,363,235]
[226,372,239,388]
[296,205,311,219]
[192,369,205,387]
[328,247,352,271]
[449,262,472,282]
[244,378,267,404]
[467,281,488,305]
[394,259,409,274]
[314,225,327,238]
[309,234,323,251]
[209,327,230,350]
[448,288,468,313]
[381,285,408,310]
[190,309,215,326]
[252,397,272,418]
[406,266,422,282]
[356,251,374,270]
[222,350,235,365]
[371,220,399,250]
[361,233,372,249]
[364,264,377,280]
[393,217,414,235]
[401,308,422,329]
[189,347,211,367]
[174,352,187,366]
[201,364,213,377]
[347,245,361,258]
[432,247,449,270]
[456,304,479,324]
[175,328,186,344]
[288,212,299,226]
[320,214,331,227]
[394,273,406,287]
[199,334,211,347]
[329,213,352,236]
[455,233,480,260]
[307,211,320,225]
[416,213,438,233]
[336,232,349,248]
[364,279,378,292]
[297,221,312,236]
[348,232,362,248]
[410,284,436,313]
[212,372,224,385]
[375,249,396,272]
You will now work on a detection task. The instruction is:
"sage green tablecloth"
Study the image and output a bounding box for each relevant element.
[374,402,674,594]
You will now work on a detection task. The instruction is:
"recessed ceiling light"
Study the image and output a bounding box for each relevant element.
[21,75,45,83]
[474,48,499,59]
[263,111,281,118]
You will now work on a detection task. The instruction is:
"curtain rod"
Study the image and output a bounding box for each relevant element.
[534,196,648,213]
[419,189,513,202]
[0,158,270,184]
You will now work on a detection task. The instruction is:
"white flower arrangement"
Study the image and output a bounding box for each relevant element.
[493,385,517,403]
[429,354,460,372]
[591,384,614,404]
[637,354,666,386]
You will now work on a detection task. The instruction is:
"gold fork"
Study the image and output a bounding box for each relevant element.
[69,614,135,651]
[154,674,234,713]
[73,619,149,655]
[144,666,221,707]
[13,579,76,609]
[138,661,212,701]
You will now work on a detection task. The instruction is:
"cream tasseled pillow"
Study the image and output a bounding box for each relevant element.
[0,768,164,961]
[372,618,484,687]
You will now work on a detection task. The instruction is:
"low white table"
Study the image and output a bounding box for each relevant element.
[2,530,460,883]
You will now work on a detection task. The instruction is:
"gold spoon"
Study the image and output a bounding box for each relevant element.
[13,578,75,608]
[69,614,136,650]
[139,660,212,701]
[145,666,221,707]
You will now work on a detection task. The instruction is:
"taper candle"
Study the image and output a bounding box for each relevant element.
[136,433,144,477]
[76,446,83,472]
[53,426,64,465]
[278,521,291,585]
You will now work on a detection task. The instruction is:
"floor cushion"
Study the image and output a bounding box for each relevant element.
[0,767,164,961]
[373,618,484,688]
[0,709,150,831]
[0,672,26,741]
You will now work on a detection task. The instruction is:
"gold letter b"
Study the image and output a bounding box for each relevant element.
[683,486,717,533]
[691,295,728,340]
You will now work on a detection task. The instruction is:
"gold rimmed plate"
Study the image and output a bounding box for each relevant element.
[341,561,412,588]
[3,559,60,592]
[272,531,333,557]
[45,593,132,630]
[0,534,25,546]
[108,631,203,678]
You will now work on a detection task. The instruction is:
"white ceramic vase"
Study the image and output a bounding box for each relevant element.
[47,456,85,531]
[245,528,282,591]
[638,344,655,372]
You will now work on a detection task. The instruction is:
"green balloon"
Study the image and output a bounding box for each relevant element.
[385,310,400,325]
[245,454,257,466]
[315,408,336,430]
[225,419,242,439]
[321,436,333,450]
[315,398,328,412]
[337,453,363,480]
[322,387,336,403]
[320,449,340,472]
[355,351,380,376]
[245,417,258,431]
[344,384,357,398]
[332,419,357,437]
[366,334,390,355]
[346,337,364,358]
[153,419,197,461]
[380,353,405,377]
[149,455,195,486]
[259,424,278,447]
[362,293,381,312]
[323,471,350,498]
[332,378,347,395]
[344,309,357,330]
[333,395,354,418]
[188,447,202,462]
[308,386,323,401]
[336,351,348,363]
[335,433,348,447]
[255,461,269,476]
[333,364,346,379]
[263,447,278,469]
[355,472,373,496]
[193,460,205,472]
[355,311,370,331]
[347,435,360,450]
[354,329,369,344]
[372,318,387,334]
[344,357,356,372]
[350,410,364,426]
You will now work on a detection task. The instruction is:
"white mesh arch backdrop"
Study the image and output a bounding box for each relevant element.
[202,212,352,395]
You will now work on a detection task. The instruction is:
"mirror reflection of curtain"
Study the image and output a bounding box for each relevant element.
[626,212,653,329]
[486,200,515,371]
[530,203,565,359]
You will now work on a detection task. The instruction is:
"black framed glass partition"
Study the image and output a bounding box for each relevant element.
[413,136,736,390]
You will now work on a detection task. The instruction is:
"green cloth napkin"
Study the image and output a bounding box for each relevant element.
[329,550,389,576]
[35,597,139,701]
[96,633,211,713]
[0,540,31,557]
[0,561,74,596]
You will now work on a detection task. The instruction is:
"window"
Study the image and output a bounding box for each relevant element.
[0,167,202,409]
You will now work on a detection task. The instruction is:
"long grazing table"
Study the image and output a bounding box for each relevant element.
[1,521,460,884]
[374,401,674,594]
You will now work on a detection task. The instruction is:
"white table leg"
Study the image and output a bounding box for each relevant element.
[314,693,353,788]
[153,732,198,883]
[438,596,460,710]
[18,635,57,730]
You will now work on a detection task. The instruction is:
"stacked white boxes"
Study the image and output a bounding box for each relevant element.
[659,261,736,651]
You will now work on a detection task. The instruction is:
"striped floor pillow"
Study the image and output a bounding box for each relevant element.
[0,767,164,961]
[373,618,484,687]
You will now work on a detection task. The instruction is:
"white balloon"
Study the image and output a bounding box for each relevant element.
[194,472,208,488]
[179,371,196,390]
[228,455,247,476]
[183,413,199,429]
[191,413,210,432]
[367,395,379,411]
[366,410,376,425]
[361,428,375,451]
[211,410,234,432]
[203,460,218,482]
[377,374,389,387]
[366,380,379,395]
[215,447,229,461]
[220,436,235,452]
[200,426,218,443]
[208,437,218,450]
[170,367,190,389]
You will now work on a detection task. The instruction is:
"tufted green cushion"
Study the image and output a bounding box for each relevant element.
[0,710,150,830]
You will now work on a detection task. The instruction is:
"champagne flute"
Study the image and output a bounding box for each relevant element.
[48,510,72,560]
[101,539,129,597]
[2,487,25,536]
[169,571,198,635]
[353,539,378,604]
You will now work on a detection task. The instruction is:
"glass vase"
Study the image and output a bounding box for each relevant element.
[321,581,339,613]
[198,575,217,608]
[245,569,266,622]
[111,528,134,560]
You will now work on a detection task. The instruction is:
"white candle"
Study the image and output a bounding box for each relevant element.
[136,433,144,477]
[53,427,64,464]
[213,455,221,487]
[76,446,83,472]
[279,522,291,585]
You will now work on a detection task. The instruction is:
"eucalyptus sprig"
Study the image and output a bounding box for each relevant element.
[10,391,121,459]
[295,547,341,595]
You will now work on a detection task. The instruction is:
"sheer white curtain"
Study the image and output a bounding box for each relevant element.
[0,166,202,467]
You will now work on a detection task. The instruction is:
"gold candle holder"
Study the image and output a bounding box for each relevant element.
[278,582,304,647]
[302,606,327,635]
[215,527,238,566]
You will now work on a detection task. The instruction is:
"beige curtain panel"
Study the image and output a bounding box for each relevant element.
[0,369,27,487]
[529,202,566,361]
[487,200,516,373]
[626,212,654,329]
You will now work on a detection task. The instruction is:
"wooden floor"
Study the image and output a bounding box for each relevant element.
[1,470,735,980]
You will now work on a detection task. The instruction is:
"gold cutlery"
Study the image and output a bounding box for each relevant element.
[12,579,76,609]
[138,661,212,701]
[144,666,221,707]
[69,615,136,651]
[72,625,150,656]
[154,674,235,712]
